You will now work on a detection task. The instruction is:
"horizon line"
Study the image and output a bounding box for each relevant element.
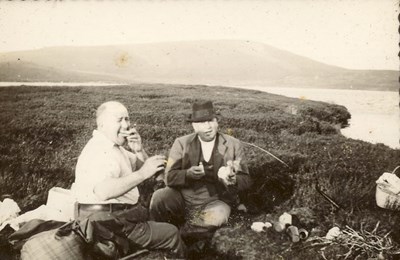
[0,39,397,71]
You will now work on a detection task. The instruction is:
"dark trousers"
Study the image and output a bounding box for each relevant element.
[149,187,230,245]
[149,188,186,227]
[77,204,186,258]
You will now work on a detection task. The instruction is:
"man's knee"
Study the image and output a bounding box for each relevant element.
[150,187,182,209]
[202,202,231,227]
[149,187,185,223]
[149,188,168,209]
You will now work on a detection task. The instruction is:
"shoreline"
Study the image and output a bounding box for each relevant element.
[0,81,398,92]
[0,81,125,87]
[229,85,399,150]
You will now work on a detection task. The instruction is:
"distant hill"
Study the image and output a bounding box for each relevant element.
[0,40,397,91]
[0,61,125,83]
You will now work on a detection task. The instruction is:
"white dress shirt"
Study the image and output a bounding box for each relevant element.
[72,130,140,204]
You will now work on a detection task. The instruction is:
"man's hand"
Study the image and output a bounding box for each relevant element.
[230,160,241,173]
[121,127,143,153]
[187,164,205,180]
[218,160,237,186]
[138,155,166,179]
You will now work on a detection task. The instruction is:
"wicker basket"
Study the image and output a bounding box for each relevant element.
[376,166,400,211]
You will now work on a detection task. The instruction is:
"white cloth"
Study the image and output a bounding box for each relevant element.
[0,199,21,231]
[0,198,20,224]
[72,130,140,204]
[1,188,79,232]
[0,205,69,231]
[198,137,216,162]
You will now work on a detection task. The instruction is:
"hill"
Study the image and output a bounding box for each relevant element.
[0,61,126,83]
[0,84,399,259]
[0,40,397,90]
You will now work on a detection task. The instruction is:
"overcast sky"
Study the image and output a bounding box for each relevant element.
[0,0,398,70]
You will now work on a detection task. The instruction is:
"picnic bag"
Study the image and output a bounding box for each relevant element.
[20,222,87,260]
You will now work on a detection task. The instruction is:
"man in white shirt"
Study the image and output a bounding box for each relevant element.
[73,101,186,258]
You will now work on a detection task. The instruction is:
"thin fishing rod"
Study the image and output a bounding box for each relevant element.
[242,141,290,168]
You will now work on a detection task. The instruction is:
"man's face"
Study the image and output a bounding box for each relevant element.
[192,118,218,142]
[98,104,131,146]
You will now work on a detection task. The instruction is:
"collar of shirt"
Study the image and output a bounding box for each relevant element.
[92,130,118,149]
[198,136,216,146]
[198,136,216,162]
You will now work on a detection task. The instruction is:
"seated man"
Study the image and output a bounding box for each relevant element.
[72,101,186,258]
[150,100,252,241]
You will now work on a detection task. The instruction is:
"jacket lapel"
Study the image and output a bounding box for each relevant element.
[188,134,201,167]
[214,133,228,172]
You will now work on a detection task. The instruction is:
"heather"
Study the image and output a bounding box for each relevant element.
[0,84,399,259]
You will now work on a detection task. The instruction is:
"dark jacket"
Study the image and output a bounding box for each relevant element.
[165,132,252,205]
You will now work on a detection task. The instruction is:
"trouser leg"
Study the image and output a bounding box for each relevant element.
[127,221,186,258]
[149,187,186,226]
[181,200,231,246]
[189,199,231,227]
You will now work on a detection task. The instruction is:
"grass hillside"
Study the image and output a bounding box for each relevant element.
[0,84,399,259]
[0,61,125,83]
[1,40,397,90]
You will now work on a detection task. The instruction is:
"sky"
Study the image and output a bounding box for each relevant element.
[0,0,398,70]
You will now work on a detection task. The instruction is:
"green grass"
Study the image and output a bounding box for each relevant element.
[0,84,399,259]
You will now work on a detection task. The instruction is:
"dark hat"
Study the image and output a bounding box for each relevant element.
[187,100,219,122]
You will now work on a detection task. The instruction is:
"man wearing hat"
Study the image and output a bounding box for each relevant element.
[150,100,252,242]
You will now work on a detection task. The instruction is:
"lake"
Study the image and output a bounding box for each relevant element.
[0,82,123,87]
[233,86,399,149]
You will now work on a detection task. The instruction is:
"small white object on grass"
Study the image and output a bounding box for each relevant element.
[325,226,341,240]
[237,204,247,212]
[251,222,272,232]
[274,221,286,232]
[279,212,292,226]
[264,222,273,228]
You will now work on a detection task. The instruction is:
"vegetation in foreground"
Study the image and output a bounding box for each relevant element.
[0,84,399,259]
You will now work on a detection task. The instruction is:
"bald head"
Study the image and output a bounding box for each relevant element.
[96,101,127,127]
[95,101,130,146]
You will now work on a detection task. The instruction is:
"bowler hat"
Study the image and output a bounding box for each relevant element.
[187,101,219,122]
